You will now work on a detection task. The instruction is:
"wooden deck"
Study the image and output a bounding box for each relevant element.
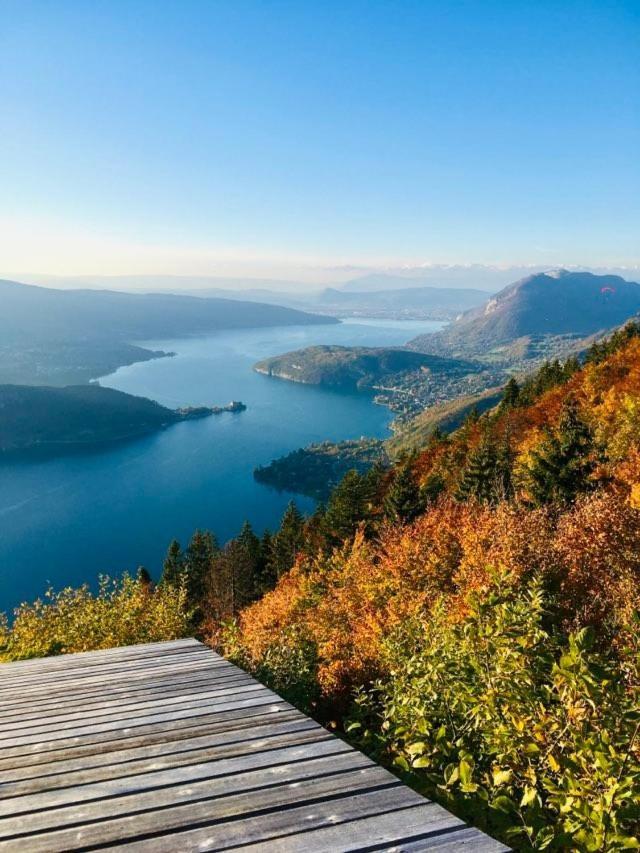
[0,638,507,851]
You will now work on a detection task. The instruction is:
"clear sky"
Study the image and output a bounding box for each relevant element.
[1,0,638,280]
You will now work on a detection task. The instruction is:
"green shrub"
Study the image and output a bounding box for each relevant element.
[348,575,640,851]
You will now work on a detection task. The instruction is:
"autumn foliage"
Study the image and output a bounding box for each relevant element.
[226,328,640,850]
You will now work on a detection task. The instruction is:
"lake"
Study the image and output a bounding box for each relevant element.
[0,318,444,613]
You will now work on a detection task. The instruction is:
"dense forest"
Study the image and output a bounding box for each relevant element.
[2,323,640,850]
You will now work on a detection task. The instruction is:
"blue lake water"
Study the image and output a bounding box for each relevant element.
[0,318,443,613]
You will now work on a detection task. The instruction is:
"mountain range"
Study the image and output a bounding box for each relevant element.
[0,278,335,385]
[409,270,640,361]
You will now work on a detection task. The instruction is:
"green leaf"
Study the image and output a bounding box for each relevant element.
[491,795,516,814]
[394,755,410,772]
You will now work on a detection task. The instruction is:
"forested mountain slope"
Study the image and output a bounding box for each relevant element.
[224,323,640,851]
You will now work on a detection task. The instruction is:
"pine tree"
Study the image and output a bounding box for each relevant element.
[256,529,275,592]
[236,521,262,600]
[494,433,515,501]
[456,434,500,503]
[323,469,378,544]
[428,426,447,447]
[526,399,594,506]
[421,472,445,505]
[161,539,185,587]
[303,503,329,556]
[136,566,153,588]
[207,533,258,622]
[501,377,521,409]
[269,501,305,579]
[464,405,480,427]
[237,520,260,565]
[383,465,423,523]
[184,529,218,608]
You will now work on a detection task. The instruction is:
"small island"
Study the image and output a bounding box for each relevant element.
[177,401,247,418]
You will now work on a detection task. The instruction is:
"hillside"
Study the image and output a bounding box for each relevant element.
[0,278,336,384]
[409,269,640,362]
[221,322,640,851]
[0,384,209,453]
[387,387,504,454]
[254,345,475,391]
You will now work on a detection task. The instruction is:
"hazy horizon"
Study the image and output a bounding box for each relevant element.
[3,263,640,296]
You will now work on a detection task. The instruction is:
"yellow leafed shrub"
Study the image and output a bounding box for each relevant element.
[0,574,192,661]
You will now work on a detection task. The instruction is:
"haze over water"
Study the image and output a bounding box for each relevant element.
[0,319,443,613]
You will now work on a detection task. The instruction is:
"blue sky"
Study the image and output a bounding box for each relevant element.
[1,0,638,279]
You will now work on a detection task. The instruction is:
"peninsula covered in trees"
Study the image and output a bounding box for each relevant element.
[0,384,246,454]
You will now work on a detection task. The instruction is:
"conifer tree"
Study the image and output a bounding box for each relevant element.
[269,501,305,579]
[236,521,263,599]
[525,399,594,506]
[323,469,378,544]
[383,465,423,523]
[494,433,515,501]
[237,520,260,567]
[464,404,480,426]
[256,529,275,592]
[421,472,445,505]
[136,566,153,588]
[208,535,258,621]
[160,539,185,587]
[456,434,500,503]
[501,377,521,409]
[428,426,446,447]
[303,503,329,556]
[184,529,218,608]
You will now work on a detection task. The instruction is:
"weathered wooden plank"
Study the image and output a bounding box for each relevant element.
[0,751,372,841]
[97,788,448,852]
[0,670,253,721]
[0,683,276,750]
[0,699,293,765]
[0,716,319,788]
[0,650,222,694]
[0,738,350,818]
[0,704,297,770]
[0,666,230,716]
[0,765,394,851]
[232,810,507,851]
[0,660,233,704]
[0,641,210,680]
[0,680,269,735]
[0,722,329,797]
[0,638,201,673]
